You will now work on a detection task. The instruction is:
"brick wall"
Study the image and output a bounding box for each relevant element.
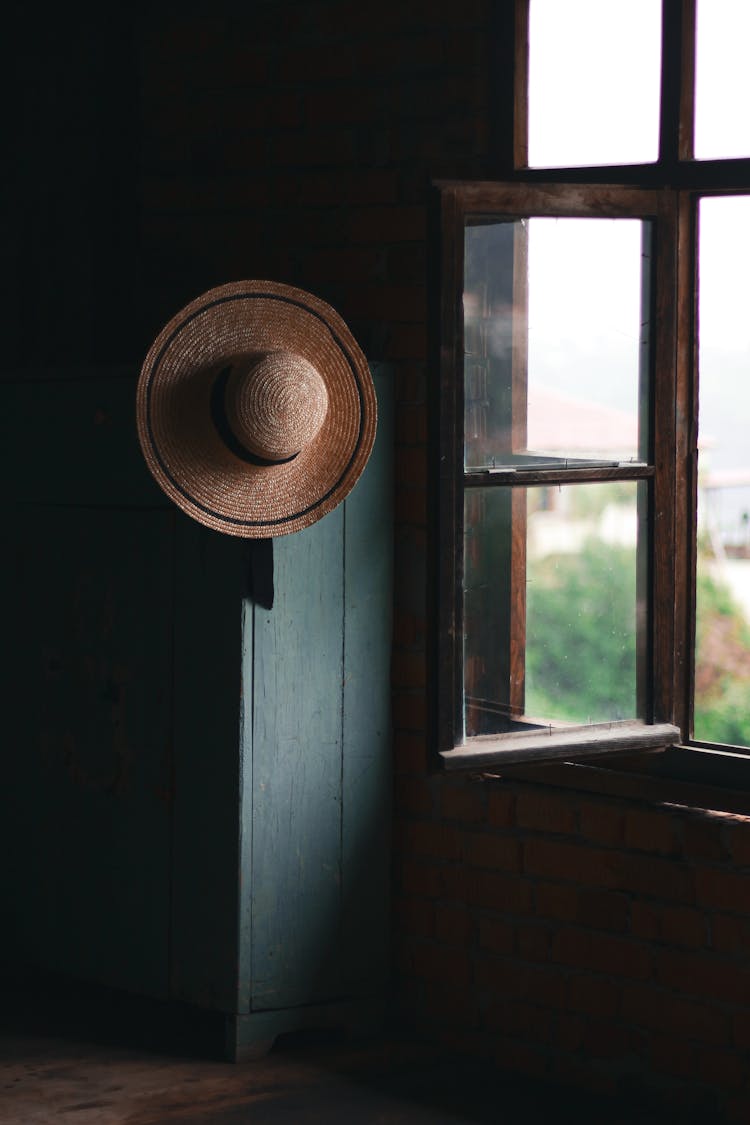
[14,1,750,1118]
[135,3,750,1118]
[395,772,750,1119]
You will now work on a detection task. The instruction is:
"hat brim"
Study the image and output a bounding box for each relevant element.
[136,281,377,538]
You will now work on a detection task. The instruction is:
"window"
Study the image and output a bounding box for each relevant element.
[434,0,750,772]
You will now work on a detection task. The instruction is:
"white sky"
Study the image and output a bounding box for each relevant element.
[526,0,750,506]
[528,0,750,167]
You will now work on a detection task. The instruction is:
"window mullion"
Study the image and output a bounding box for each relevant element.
[675,189,698,739]
[651,190,682,727]
[659,0,695,169]
[677,0,697,161]
[513,0,530,170]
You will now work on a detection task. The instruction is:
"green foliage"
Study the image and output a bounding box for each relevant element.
[694,680,750,746]
[524,540,637,724]
[694,567,750,747]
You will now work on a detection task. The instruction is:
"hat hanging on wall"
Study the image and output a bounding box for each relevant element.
[136,279,377,540]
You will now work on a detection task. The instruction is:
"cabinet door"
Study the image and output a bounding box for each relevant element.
[245,365,393,1014]
[248,510,347,1010]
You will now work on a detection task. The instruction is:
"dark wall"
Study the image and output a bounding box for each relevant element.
[6,4,750,1121]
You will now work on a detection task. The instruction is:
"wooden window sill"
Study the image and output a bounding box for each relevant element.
[439,720,681,771]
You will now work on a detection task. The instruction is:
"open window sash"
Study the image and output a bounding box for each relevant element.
[436,182,682,767]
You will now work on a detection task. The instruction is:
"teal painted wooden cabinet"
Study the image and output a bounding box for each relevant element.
[3,364,393,1058]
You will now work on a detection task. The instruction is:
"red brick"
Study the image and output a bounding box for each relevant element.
[391,71,489,119]
[435,902,472,946]
[396,403,428,446]
[392,609,420,647]
[141,174,272,211]
[648,1031,699,1079]
[533,881,578,924]
[347,205,427,244]
[421,978,478,1027]
[695,866,750,914]
[387,244,428,283]
[392,688,426,731]
[394,362,426,404]
[395,776,433,817]
[726,1092,750,1124]
[463,832,521,873]
[399,858,444,899]
[516,922,550,962]
[565,972,621,1018]
[474,955,566,1009]
[577,889,630,933]
[582,1018,642,1059]
[547,1054,618,1096]
[483,998,554,1040]
[391,648,426,689]
[623,807,681,855]
[656,949,750,1005]
[441,867,533,914]
[732,1010,750,1049]
[304,84,387,126]
[395,895,435,938]
[515,790,577,835]
[577,799,625,847]
[713,912,750,954]
[728,820,750,866]
[385,323,428,361]
[433,1026,488,1057]
[551,928,652,980]
[695,1045,745,1089]
[412,942,471,986]
[621,982,731,1043]
[612,851,694,903]
[406,820,462,861]
[477,915,514,956]
[393,730,427,773]
[278,44,356,82]
[492,1037,549,1080]
[553,1010,587,1051]
[630,901,707,949]
[353,33,445,76]
[487,788,515,828]
[440,782,487,823]
[305,245,386,282]
[523,837,619,889]
[394,484,427,525]
[395,445,428,488]
[271,125,358,167]
[277,168,400,206]
[683,814,730,861]
[346,282,426,323]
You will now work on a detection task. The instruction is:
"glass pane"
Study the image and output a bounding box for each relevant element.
[463,481,646,739]
[464,217,649,469]
[694,196,750,747]
[695,0,750,160]
[527,0,661,168]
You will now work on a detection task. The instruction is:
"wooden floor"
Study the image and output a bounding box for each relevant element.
[0,975,692,1124]
[0,1029,697,1125]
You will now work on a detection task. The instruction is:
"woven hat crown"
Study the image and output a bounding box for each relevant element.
[225,351,329,462]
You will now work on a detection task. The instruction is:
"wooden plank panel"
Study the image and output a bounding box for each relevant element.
[170,519,245,1013]
[6,505,173,996]
[341,366,393,1000]
[249,511,345,1011]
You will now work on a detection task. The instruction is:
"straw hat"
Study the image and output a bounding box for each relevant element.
[137,281,377,538]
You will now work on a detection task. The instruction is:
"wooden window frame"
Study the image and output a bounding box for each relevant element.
[431,0,750,784]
